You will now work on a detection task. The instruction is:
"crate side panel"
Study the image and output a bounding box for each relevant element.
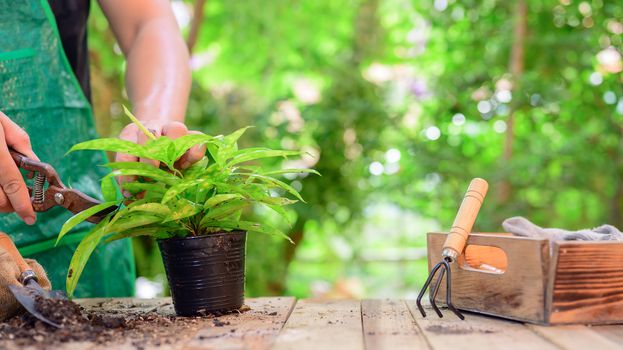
[550,242,623,325]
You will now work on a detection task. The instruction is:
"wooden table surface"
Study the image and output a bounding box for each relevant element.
[6,297,623,350]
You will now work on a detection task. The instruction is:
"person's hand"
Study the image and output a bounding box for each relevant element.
[0,112,38,225]
[115,121,206,190]
[0,242,51,321]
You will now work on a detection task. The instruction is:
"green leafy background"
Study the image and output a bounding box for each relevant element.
[87,0,623,299]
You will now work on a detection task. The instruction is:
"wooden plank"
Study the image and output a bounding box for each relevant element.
[427,232,549,323]
[528,325,621,350]
[361,299,428,350]
[183,297,296,350]
[549,241,623,324]
[272,299,363,350]
[406,301,559,350]
[589,325,623,344]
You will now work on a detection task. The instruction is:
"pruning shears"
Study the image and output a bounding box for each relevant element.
[9,147,117,223]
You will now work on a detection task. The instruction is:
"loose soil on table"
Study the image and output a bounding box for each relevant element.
[0,296,250,349]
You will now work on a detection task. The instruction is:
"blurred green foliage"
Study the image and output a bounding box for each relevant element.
[87,0,623,298]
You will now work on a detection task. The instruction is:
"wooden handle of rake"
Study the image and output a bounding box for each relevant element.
[441,178,489,261]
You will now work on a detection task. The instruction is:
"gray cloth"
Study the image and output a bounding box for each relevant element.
[502,216,623,242]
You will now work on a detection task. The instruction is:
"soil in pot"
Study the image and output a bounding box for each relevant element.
[158,230,247,316]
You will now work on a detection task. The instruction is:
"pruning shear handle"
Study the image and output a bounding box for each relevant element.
[9,148,116,223]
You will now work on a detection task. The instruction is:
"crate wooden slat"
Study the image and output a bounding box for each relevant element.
[549,241,623,324]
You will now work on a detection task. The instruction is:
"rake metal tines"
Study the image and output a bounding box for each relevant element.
[415,257,464,320]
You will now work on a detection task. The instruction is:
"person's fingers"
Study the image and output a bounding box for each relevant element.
[137,122,161,167]
[0,128,35,225]
[176,130,206,169]
[163,122,194,169]
[0,243,21,285]
[116,124,140,195]
[161,121,188,140]
[0,191,13,213]
[0,112,39,161]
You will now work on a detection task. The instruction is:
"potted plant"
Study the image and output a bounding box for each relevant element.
[57,108,318,316]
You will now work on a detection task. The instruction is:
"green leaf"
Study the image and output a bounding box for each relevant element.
[105,162,179,185]
[164,198,203,222]
[143,136,176,168]
[261,168,321,177]
[246,173,305,202]
[57,201,118,245]
[266,203,294,225]
[121,182,167,195]
[107,214,163,233]
[66,219,110,297]
[104,226,170,243]
[100,175,119,202]
[128,203,171,216]
[258,196,298,206]
[171,134,214,162]
[228,148,301,166]
[122,105,156,141]
[161,179,207,204]
[183,157,210,179]
[204,194,244,208]
[202,220,293,243]
[68,138,149,159]
[201,199,249,223]
[212,127,253,163]
[223,127,252,147]
[207,142,222,165]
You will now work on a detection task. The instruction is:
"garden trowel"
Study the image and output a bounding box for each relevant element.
[0,233,67,328]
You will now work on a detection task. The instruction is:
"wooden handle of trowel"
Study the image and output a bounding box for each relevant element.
[442,178,489,261]
[0,232,31,274]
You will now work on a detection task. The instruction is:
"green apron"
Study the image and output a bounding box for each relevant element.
[0,0,135,297]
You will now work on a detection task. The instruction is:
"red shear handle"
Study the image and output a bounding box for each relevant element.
[0,232,31,274]
[442,178,489,261]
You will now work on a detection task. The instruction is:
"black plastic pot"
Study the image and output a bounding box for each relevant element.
[158,231,246,316]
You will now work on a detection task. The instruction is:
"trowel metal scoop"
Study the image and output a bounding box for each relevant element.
[0,233,67,328]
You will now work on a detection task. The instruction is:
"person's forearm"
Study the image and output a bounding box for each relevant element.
[125,18,191,123]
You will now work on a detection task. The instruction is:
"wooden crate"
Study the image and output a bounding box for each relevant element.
[427,232,623,325]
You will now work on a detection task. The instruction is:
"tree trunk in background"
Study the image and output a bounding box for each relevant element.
[276,0,381,295]
[187,0,207,54]
[498,0,527,204]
